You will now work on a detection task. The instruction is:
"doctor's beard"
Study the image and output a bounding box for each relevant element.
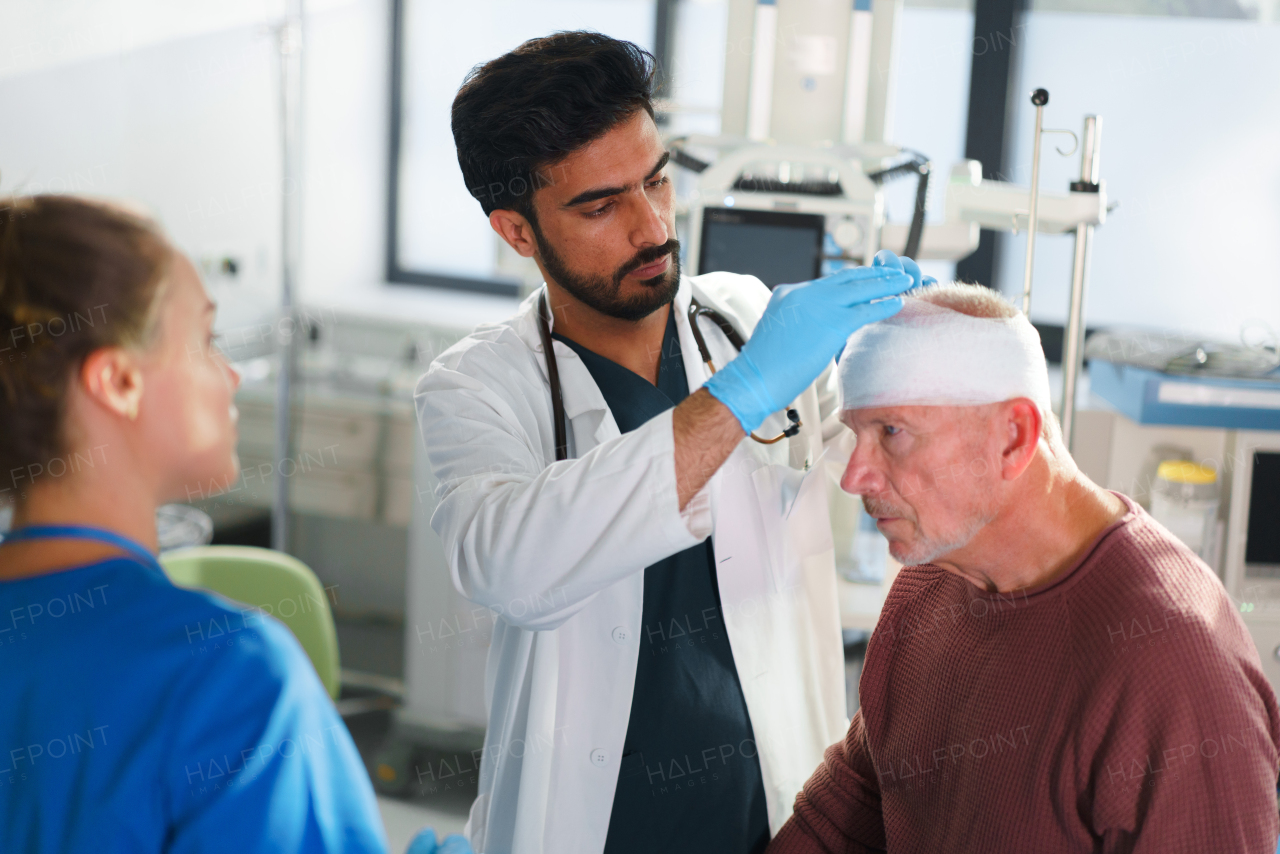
[534,225,681,322]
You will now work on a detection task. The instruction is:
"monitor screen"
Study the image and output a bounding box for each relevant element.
[697,208,825,289]
[1246,450,1280,568]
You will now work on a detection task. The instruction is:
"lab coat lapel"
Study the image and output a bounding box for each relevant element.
[519,286,618,452]
[504,288,625,854]
[682,279,778,661]
[674,277,738,531]
[528,279,702,429]
[682,275,844,831]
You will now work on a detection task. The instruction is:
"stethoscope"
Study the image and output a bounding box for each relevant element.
[536,292,802,462]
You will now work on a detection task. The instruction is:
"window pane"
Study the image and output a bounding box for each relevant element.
[997,12,1280,338]
[664,0,730,138]
[880,4,975,282]
[397,0,656,283]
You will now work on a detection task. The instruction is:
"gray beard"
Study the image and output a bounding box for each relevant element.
[892,508,996,566]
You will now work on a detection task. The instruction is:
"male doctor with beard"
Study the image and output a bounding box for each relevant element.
[415,32,928,854]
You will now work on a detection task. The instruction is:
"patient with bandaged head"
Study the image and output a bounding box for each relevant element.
[767,273,1280,853]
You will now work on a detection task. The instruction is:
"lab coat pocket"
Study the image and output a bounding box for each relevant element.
[751,461,833,593]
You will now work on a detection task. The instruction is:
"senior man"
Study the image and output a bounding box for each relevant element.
[769,281,1280,853]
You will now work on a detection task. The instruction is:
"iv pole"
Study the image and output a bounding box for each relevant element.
[1020,88,1049,315]
[1060,116,1103,447]
[1018,88,1101,449]
[272,0,304,553]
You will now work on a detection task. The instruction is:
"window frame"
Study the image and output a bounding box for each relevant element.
[384,0,674,295]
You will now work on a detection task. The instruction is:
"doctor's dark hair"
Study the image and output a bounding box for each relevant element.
[451,31,657,218]
[0,195,171,498]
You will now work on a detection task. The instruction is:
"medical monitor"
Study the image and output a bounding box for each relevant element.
[1225,432,1280,600]
[1245,450,1280,571]
[697,207,825,289]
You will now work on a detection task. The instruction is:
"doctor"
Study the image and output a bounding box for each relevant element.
[416,32,925,854]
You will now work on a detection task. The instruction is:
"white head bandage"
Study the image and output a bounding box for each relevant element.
[837,296,1052,412]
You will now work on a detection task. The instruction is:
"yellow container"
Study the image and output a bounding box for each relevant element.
[1155,460,1217,486]
[1151,460,1219,560]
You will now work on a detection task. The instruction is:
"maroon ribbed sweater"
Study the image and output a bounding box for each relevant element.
[770,496,1280,853]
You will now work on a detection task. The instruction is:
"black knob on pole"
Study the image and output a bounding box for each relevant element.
[1030,88,1049,106]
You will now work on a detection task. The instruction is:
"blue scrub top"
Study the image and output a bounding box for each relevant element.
[0,554,386,853]
[554,305,770,854]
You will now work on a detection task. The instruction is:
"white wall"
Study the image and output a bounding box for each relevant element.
[0,0,391,330]
[0,0,288,80]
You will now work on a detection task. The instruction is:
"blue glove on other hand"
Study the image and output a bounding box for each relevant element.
[830,249,937,364]
[873,249,936,290]
[703,259,914,435]
[406,827,473,854]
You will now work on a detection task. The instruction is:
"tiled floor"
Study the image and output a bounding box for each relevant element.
[337,617,473,852]
[344,702,473,852]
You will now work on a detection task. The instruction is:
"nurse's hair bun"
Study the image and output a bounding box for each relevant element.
[0,194,171,496]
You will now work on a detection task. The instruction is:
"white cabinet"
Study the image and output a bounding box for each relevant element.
[227,395,416,526]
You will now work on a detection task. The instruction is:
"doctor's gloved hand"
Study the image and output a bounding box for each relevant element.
[703,262,914,435]
[872,249,936,289]
[829,249,937,364]
[406,827,473,854]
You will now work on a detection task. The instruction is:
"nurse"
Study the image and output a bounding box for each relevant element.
[0,195,460,853]
[417,32,928,854]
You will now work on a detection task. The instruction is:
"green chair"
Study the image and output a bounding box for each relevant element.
[160,545,342,699]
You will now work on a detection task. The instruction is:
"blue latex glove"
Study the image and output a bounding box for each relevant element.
[406,827,474,854]
[873,249,936,290]
[832,249,937,364]
[704,260,914,435]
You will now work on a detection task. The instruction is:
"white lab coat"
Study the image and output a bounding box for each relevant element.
[415,272,850,854]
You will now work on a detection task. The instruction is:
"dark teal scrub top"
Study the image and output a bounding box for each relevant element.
[554,305,770,854]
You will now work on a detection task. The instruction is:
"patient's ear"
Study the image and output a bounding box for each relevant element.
[999,399,1042,481]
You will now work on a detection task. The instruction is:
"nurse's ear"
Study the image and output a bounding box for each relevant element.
[80,346,146,423]
[490,208,538,258]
